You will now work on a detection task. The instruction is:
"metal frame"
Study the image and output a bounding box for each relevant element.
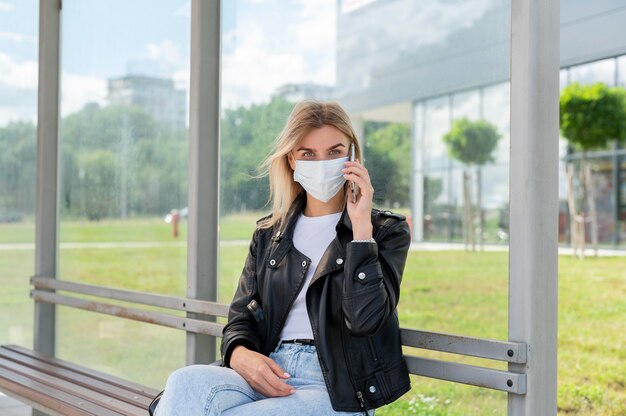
[186,0,221,365]
[29,276,527,395]
[23,0,560,414]
[508,0,559,414]
[34,0,61,361]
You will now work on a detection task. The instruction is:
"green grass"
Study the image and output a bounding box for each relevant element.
[0,216,624,415]
[0,212,263,244]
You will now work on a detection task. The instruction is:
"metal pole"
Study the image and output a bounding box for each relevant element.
[508,0,559,415]
[613,58,621,248]
[447,95,454,242]
[411,102,424,242]
[33,1,62,415]
[34,0,61,358]
[613,140,621,247]
[187,0,221,365]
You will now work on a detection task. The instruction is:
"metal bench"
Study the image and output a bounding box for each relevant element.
[0,344,160,416]
[0,276,527,415]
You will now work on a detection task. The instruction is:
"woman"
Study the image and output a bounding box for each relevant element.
[153,100,412,415]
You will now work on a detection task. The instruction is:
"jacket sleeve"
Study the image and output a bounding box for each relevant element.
[342,218,411,336]
[220,228,263,367]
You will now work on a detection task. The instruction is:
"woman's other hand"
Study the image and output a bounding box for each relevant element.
[229,345,295,397]
[342,158,374,239]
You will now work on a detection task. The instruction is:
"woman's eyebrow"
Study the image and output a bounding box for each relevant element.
[296,143,346,152]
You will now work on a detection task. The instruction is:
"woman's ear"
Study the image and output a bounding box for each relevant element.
[287,151,295,170]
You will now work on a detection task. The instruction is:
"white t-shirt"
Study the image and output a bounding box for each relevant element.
[279,210,342,341]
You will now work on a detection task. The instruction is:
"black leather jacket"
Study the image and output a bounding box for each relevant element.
[221,191,412,412]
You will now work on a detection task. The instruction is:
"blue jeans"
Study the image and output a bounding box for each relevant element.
[154,341,375,416]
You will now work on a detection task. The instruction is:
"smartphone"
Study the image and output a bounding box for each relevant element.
[349,143,360,203]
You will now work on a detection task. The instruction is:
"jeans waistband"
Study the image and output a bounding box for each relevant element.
[273,339,317,353]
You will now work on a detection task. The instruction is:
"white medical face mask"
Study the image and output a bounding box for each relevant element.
[293,156,349,202]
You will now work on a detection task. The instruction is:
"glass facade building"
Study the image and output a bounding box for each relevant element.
[335,0,626,248]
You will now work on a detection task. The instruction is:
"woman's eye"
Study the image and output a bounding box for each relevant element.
[304,151,313,157]
[330,149,340,155]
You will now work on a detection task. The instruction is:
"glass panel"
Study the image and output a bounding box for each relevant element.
[56,0,190,389]
[452,90,480,120]
[0,0,38,350]
[219,0,338,305]
[569,57,616,85]
[560,68,569,91]
[619,55,626,87]
[220,0,509,413]
[423,96,451,171]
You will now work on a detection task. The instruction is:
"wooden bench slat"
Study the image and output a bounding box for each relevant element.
[0,365,126,416]
[0,347,154,408]
[4,345,160,398]
[0,354,148,415]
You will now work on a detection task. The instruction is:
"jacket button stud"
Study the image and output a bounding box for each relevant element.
[369,385,377,393]
[302,260,307,267]
[358,272,366,280]
[336,258,343,265]
[269,259,276,266]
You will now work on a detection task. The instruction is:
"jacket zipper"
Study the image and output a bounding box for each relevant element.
[368,336,379,362]
[340,320,367,412]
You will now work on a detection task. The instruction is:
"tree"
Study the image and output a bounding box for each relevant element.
[0,121,36,217]
[443,118,501,252]
[363,122,410,208]
[82,150,118,221]
[220,96,295,214]
[60,102,187,220]
[560,82,626,258]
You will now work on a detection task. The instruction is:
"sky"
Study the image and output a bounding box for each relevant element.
[0,0,337,127]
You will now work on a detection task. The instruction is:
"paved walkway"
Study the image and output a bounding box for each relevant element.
[409,241,626,256]
[1,240,625,256]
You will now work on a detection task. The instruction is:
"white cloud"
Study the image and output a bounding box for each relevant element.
[0,51,37,126]
[0,51,37,89]
[220,0,337,109]
[60,73,108,117]
[221,22,308,109]
[0,1,15,12]
[294,0,336,51]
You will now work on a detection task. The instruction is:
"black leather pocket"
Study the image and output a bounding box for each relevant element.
[363,358,410,403]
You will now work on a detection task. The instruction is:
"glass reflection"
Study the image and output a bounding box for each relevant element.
[56,0,190,389]
[569,57,616,85]
[0,0,38,350]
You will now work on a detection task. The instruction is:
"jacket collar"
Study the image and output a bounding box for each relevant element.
[268,191,352,282]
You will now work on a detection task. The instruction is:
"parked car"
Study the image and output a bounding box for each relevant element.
[0,211,23,223]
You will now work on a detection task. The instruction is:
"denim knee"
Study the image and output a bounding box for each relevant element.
[164,364,206,391]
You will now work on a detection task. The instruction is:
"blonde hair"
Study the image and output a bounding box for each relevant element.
[253,99,363,230]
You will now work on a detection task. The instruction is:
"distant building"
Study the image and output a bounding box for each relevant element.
[107,75,186,130]
[273,83,334,102]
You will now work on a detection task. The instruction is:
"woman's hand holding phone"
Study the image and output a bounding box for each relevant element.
[342,148,374,240]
